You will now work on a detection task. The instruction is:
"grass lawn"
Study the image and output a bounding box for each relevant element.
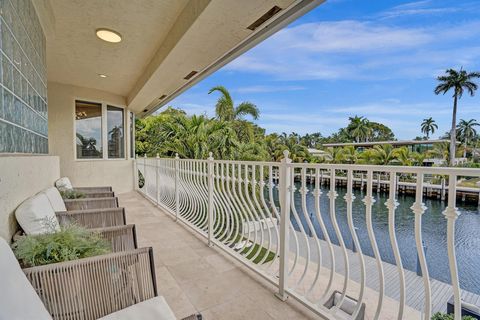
[458,178,480,188]
[228,234,276,264]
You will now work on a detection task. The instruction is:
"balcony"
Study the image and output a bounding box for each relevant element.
[134,154,480,319]
[119,191,314,320]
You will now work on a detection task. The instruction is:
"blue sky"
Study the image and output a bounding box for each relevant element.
[166,0,480,140]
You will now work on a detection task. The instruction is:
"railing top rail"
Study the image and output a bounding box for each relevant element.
[211,159,280,166]
[289,162,480,176]
[137,157,480,176]
[139,157,279,167]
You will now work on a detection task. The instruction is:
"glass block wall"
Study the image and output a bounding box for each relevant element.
[0,0,48,154]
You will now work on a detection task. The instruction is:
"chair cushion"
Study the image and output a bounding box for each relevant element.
[0,237,53,320]
[55,177,73,191]
[99,296,176,320]
[15,194,61,235]
[41,187,67,212]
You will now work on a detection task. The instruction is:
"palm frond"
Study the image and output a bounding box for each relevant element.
[234,102,260,120]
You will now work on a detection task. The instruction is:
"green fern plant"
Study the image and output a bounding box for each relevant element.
[12,223,111,267]
[60,190,86,199]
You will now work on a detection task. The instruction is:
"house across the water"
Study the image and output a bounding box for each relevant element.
[322,139,453,153]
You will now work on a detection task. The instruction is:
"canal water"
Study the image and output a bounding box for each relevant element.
[288,182,480,295]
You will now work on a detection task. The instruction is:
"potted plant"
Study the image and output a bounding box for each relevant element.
[12,223,110,267]
[60,189,86,200]
[12,223,111,317]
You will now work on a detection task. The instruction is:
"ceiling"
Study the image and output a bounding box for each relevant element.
[34,0,324,115]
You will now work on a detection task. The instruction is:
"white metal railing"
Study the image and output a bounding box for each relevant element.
[135,152,480,320]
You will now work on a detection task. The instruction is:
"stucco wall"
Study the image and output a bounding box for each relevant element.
[48,82,134,193]
[0,155,60,240]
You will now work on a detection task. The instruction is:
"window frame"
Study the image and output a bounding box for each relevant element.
[74,99,130,161]
[106,105,126,159]
[129,111,135,159]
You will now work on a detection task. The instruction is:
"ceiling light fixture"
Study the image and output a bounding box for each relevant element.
[98,73,107,78]
[96,28,122,43]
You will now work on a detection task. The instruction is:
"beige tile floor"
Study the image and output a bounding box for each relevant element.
[118,192,318,320]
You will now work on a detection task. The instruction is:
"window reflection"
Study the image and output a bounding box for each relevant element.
[107,106,124,158]
[75,101,102,158]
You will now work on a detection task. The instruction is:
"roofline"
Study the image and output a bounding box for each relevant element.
[143,0,325,117]
[322,139,459,147]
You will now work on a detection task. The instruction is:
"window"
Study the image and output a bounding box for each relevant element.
[107,106,124,158]
[75,101,103,159]
[75,100,129,160]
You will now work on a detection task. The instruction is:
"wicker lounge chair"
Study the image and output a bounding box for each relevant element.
[56,177,115,198]
[15,193,136,252]
[0,237,177,320]
[43,187,122,223]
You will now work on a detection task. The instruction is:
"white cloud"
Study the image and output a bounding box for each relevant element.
[233,85,306,93]
[223,18,480,81]
[379,0,466,19]
[176,103,214,117]
[328,102,452,116]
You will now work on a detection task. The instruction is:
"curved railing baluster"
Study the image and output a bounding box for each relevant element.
[385,171,405,320]
[346,169,366,319]
[289,167,311,290]
[327,169,350,310]
[242,164,261,259]
[234,163,254,257]
[258,165,278,266]
[312,168,335,302]
[216,163,233,242]
[443,173,461,320]
[267,165,282,270]
[299,168,323,298]
[364,170,384,320]
[249,165,271,263]
[411,173,431,319]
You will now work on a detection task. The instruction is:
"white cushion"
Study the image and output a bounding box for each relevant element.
[15,194,60,235]
[41,187,67,212]
[0,237,53,320]
[55,177,73,191]
[99,296,176,320]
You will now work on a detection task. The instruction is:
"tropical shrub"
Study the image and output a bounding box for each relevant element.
[12,222,110,267]
[431,312,475,320]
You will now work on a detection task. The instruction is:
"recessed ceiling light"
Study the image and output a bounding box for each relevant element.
[96,28,122,43]
[98,73,107,78]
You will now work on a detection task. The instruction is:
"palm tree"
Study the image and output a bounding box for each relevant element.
[393,147,414,166]
[357,148,377,165]
[457,119,479,157]
[158,114,238,159]
[324,147,345,164]
[427,141,450,163]
[341,146,358,164]
[420,117,438,139]
[234,142,269,161]
[208,86,260,121]
[434,68,480,165]
[371,144,396,165]
[347,116,371,143]
[274,135,309,162]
